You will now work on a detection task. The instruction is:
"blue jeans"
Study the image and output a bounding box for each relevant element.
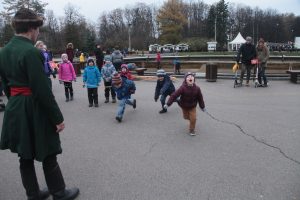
[160,94,167,108]
[117,98,134,118]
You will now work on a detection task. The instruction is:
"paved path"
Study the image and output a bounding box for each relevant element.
[0,78,300,200]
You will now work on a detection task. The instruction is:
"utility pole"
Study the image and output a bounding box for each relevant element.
[128,23,132,52]
[214,17,217,42]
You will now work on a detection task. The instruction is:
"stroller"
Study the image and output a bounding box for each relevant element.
[233,63,242,88]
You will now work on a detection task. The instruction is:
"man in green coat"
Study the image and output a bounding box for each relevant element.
[0,8,79,200]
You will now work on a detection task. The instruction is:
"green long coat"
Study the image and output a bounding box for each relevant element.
[0,36,64,161]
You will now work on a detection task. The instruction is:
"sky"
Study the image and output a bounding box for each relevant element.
[1,0,300,22]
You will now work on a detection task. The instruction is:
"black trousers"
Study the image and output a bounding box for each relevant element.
[104,81,116,99]
[64,82,73,99]
[19,155,65,196]
[87,88,98,105]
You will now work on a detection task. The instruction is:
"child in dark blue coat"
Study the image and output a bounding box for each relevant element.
[83,59,101,107]
[112,73,136,122]
[154,69,175,113]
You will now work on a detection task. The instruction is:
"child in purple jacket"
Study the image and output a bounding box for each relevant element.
[58,53,77,102]
[166,72,205,136]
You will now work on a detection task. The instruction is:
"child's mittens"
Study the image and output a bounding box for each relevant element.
[82,83,86,88]
[130,90,135,94]
[201,108,206,112]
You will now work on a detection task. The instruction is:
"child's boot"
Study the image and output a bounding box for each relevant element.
[112,98,116,103]
[104,97,109,103]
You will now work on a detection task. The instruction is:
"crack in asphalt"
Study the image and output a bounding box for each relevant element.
[204,111,300,166]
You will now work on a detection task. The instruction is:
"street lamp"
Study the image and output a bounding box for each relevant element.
[128,23,132,52]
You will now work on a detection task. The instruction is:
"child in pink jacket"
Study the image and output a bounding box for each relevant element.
[58,53,76,102]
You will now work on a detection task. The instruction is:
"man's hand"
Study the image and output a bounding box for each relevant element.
[56,122,65,133]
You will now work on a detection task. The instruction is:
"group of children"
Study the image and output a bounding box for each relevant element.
[57,53,136,122]
[56,53,205,135]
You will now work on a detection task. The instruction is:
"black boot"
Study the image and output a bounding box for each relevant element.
[104,97,109,103]
[43,156,79,200]
[20,159,50,200]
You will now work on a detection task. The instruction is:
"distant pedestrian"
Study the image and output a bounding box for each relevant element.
[173,57,181,74]
[101,56,116,103]
[256,38,269,87]
[0,8,79,200]
[112,73,136,122]
[156,51,161,69]
[79,52,86,70]
[166,72,205,136]
[94,44,104,70]
[83,59,101,107]
[111,46,124,72]
[66,43,75,63]
[58,53,77,102]
[236,36,257,86]
[154,69,175,114]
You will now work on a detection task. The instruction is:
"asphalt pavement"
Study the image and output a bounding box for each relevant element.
[0,77,300,200]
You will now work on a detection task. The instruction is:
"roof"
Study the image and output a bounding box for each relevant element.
[229,32,246,44]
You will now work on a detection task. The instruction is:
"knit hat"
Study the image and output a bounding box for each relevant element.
[112,73,122,85]
[156,69,166,77]
[121,64,128,71]
[87,59,95,65]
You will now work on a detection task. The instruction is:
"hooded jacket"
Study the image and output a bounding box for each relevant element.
[83,65,101,88]
[111,50,123,64]
[154,75,175,99]
[58,61,76,81]
[167,74,205,109]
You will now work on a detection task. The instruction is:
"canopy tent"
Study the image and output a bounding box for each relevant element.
[228,32,246,51]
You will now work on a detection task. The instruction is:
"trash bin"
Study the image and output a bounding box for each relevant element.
[206,63,217,82]
[73,62,81,77]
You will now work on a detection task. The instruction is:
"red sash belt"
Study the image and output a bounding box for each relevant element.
[10,87,32,96]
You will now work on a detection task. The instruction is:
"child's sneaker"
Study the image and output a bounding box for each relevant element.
[133,99,136,109]
[159,108,167,114]
[115,116,122,122]
[88,103,93,107]
[112,99,116,103]
[189,130,196,136]
[104,98,109,103]
[66,98,69,102]
[94,103,99,107]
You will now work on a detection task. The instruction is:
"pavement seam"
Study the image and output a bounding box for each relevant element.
[204,111,300,166]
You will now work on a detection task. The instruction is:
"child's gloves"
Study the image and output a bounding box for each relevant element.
[82,83,86,88]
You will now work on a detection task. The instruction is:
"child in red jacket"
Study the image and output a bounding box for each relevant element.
[166,72,205,136]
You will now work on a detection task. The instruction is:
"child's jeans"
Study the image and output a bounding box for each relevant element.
[117,98,134,118]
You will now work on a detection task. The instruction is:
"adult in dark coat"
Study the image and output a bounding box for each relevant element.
[66,43,74,63]
[94,44,104,70]
[0,8,79,200]
[154,69,175,113]
[236,36,257,86]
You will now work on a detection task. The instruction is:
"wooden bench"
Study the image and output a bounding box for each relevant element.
[286,70,300,83]
[135,68,147,76]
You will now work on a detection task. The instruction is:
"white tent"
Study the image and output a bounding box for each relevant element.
[228,32,246,51]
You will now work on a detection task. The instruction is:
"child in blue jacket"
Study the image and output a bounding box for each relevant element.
[83,59,101,107]
[112,73,136,122]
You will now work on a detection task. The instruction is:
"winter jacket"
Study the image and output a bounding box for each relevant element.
[66,48,74,63]
[257,45,270,64]
[83,66,101,88]
[101,63,116,82]
[113,76,136,100]
[236,43,257,65]
[111,50,123,64]
[0,36,63,161]
[167,78,205,110]
[155,75,175,100]
[41,50,53,77]
[58,61,76,82]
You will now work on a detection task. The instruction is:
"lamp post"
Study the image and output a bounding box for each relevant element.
[128,23,132,52]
